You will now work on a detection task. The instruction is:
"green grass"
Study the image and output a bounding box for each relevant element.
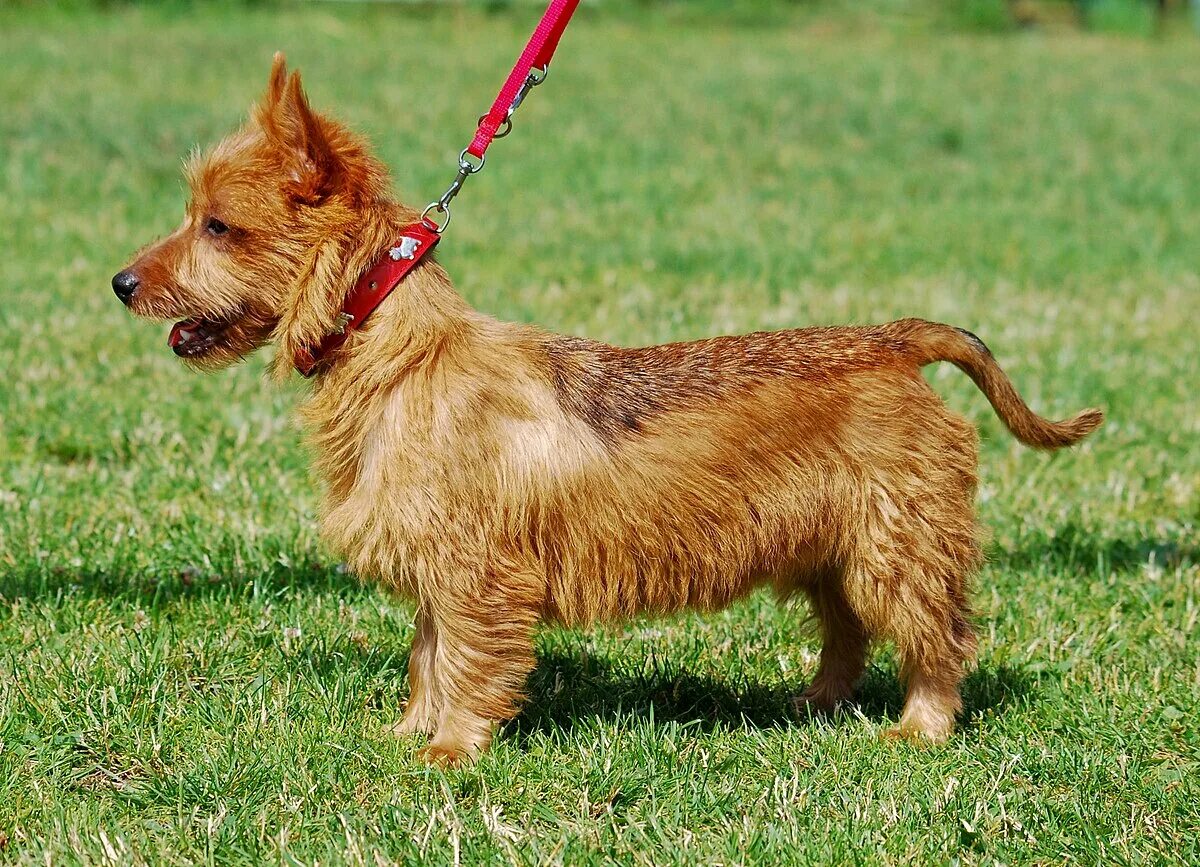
[1084,0,1159,36]
[1,3,1198,864]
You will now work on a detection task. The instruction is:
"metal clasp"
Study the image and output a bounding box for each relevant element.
[508,64,548,117]
[422,64,549,235]
[421,149,485,234]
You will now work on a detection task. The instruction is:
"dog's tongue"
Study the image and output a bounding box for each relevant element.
[168,318,202,348]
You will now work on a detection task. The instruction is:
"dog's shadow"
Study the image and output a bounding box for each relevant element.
[12,516,1177,744]
[506,645,1038,741]
[7,562,1040,743]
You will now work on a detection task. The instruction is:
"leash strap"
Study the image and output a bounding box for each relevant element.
[468,0,580,160]
[422,0,579,231]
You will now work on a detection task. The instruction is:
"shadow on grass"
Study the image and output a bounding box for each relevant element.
[9,519,1145,744]
[994,521,1198,576]
[508,648,1039,741]
[0,560,370,606]
[2,559,1042,743]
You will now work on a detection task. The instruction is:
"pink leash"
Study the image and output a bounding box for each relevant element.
[468,0,581,160]
[421,0,581,232]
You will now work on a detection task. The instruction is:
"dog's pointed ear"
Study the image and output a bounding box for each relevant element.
[253,53,292,144]
[255,64,338,204]
[265,52,288,109]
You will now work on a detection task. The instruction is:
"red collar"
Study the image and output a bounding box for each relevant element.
[294,219,441,377]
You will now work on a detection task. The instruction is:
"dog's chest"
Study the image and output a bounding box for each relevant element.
[314,388,451,586]
[312,374,604,588]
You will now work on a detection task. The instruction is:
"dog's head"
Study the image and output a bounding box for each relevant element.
[113,54,392,373]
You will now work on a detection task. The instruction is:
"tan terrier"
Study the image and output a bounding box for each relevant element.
[114,55,1103,765]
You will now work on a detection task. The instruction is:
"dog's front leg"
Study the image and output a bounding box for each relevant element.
[416,576,540,766]
[389,606,441,737]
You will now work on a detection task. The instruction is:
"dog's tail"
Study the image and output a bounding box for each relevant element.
[896,319,1104,450]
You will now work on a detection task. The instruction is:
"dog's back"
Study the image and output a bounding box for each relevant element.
[526,321,982,626]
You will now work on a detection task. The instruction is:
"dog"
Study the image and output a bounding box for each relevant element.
[114,55,1103,765]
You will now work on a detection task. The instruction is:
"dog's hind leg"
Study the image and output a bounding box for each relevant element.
[844,480,980,744]
[794,574,870,712]
[389,607,441,737]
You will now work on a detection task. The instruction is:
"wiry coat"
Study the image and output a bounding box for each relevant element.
[117,55,1103,764]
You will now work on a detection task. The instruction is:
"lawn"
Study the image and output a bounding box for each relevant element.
[0,2,1198,864]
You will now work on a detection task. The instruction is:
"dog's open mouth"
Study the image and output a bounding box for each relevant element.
[167,317,235,358]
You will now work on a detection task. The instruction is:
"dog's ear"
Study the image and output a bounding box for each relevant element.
[255,64,339,204]
[264,52,288,110]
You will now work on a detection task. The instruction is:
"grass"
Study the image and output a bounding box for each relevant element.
[1084,0,1159,36]
[1,2,1198,864]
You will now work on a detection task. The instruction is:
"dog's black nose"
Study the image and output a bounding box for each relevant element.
[112,270,140,304]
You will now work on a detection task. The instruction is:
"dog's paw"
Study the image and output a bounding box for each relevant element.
[418,743,474,768]
[792,682,852,715]
[881,723,951,745]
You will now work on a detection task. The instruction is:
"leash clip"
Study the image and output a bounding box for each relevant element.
[422,149,485,234]
[508,64,548,117]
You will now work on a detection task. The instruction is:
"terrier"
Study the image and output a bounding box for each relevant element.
[114,55,1103,765]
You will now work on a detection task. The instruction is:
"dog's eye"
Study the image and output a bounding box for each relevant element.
[205,218,230,237]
